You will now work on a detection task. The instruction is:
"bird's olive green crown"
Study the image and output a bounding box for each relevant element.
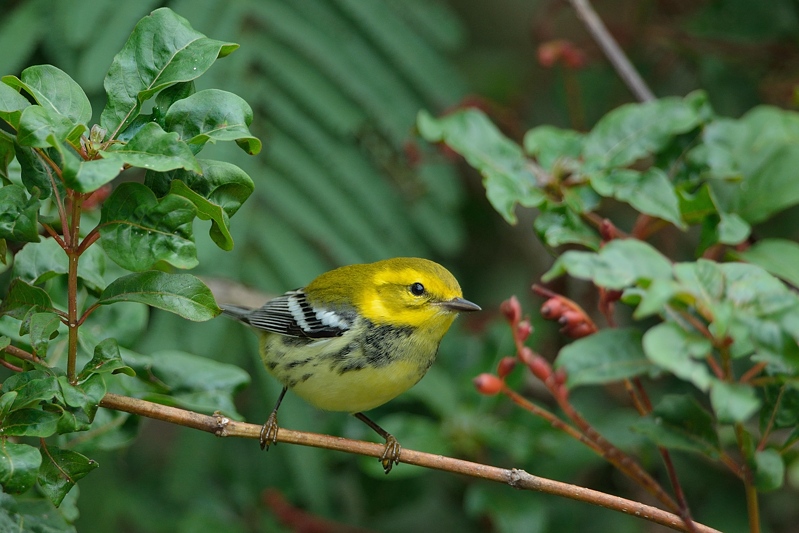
[305,257,479,328]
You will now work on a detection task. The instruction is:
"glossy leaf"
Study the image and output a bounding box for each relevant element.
[77,337,135,380]
[1,409,61,437]
[61,156,123,194]
[2,369,60,411]
[0,279,53,319]
[164,89,261,155]
[16,106,84,148]
[632,394,720,457]
[0,80,31,129]
[37,447,98,506]
[556,328,653,387]
[0,183,40,242]
[0,441,41,494]
[168,180,234,250]
[12,237,106,290]
[27,312,61,358]
[97,271,219,322]
[2,65,91,125]
[543,238,672,289]
[101,122,201,174]
[99,182,197,271]
[100,7,238,136]
[417,108,545,224]
[13,142,61,200]
[643,322,713,391]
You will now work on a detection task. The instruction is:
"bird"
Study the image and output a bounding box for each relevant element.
[221,257,480,473]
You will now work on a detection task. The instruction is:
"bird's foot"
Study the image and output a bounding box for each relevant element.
[259,411,279,450]
[380,434,401,474]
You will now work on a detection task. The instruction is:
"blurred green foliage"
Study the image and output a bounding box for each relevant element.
[1,0,798,532]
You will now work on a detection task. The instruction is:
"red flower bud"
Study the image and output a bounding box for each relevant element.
[519,346,536,365]
[541,297,566,320]
[554,368,568,387]
[497,356,517,379]
[558,310,584,328]
[473,373,504,396]
[528,356,552,382]
[566,322,596,338]
[500,296,522,324]
[516,320,532,342]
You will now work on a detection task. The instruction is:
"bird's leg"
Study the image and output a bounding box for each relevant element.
[354,412,401,474]
[261,387,288,450]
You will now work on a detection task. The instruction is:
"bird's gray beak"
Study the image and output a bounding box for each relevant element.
[440,297,481,312]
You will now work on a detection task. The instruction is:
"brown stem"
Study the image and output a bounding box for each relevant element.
[734,423,760,533]
[98,393,722,533]
[502,385,606,456]
[3,344,41,363]
[35,148,69,246]
[66,191,83,384]
[740,363,767,385]
[77,227,101,255]
[758,385,784,452]
[567,0,655,102]
[0,357,23,372]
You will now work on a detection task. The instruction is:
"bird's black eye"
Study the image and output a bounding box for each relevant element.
[410,282,426,296]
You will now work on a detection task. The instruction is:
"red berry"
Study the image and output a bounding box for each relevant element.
[473,373,504,395]
[541,298,566,320]
[519,346,536,365]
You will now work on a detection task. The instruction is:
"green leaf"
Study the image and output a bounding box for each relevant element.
[14,142,62,200]
[100,122,202,174]
[523,125,583,170]
[164,89,261,155]
[0,80,32,128]
[98,182,197,271]
[97,271,219,322]
[2,369,60,410]
[78,338,135,380]
[0,279,53,319]
[642,322,714,391]
[16,106,85,148]
[583,96,702,169]
[12,237,107,291]
[734,239,799,288]
[1,409,61,438]
[556,328,653,387]
[3,65,91,125]
[61,156,123,194]
[100,7,239,136]
[27,312,61,358]
[699,106,799,224]
[417,109,545,224]
[753,448,784,492]
[53,374,106,434]
[125,349,250,419]
[632,394,720,457]
[533,204,600,250]
[543,238,672,289]
[37,447,98,507]
[0,441,42,494]
[589,168,685,229]
[709,381,760,424]
[154,81,196,117]
[0,183,40,242]
[167,180,234,251]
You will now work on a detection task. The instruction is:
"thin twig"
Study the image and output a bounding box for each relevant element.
[567,0,655,102]
[98,393,722,533]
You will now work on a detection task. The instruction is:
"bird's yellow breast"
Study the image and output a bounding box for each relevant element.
[257,318,443,413]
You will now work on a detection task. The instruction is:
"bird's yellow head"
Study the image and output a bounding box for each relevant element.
[306,257,480,331]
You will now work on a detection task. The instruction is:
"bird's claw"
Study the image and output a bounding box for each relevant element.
[260,411,279,450]
[380,434,401,474]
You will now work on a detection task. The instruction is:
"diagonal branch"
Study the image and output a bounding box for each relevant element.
[567,0,655,102]
[99,393,722,533]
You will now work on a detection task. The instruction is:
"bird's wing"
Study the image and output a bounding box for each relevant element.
[222,289,352,339]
